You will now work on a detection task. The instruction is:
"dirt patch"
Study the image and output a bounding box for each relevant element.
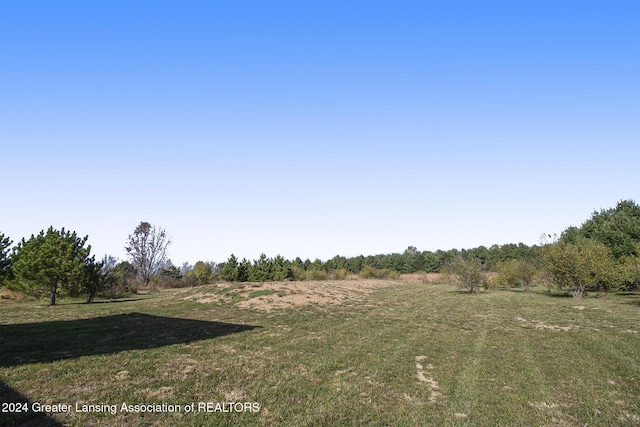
[415,356,441,403]
[180,285,234,304]
[146,387,174,399]
[181,365,196,375]
[179,280,399,312]
[516,317,576,332]
[222,389,246,401]
[235,279,398,312]
[115,371,129,381]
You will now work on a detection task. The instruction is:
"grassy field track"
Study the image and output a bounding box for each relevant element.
[1,281,639,426]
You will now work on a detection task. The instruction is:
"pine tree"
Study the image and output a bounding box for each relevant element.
[11,227,97,305]
[0,232,12,284]
[220,254,239,282]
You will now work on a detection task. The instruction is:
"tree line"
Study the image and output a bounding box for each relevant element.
[0,222,172,305]
[213,242,536,283]
[1,200,639,303]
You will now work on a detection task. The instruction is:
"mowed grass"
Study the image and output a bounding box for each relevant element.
[1,282,639,426]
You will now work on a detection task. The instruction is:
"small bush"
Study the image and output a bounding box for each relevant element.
[290,267,328,281]
[493,259,537,292]
[360,265,378,278]
[151,274,189,289]
[444,257,488,294]
[305,269,329,280]
[330,268,349,280]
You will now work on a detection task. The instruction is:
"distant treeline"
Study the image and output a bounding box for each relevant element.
[1,199,639,303]
[213,243,536,283]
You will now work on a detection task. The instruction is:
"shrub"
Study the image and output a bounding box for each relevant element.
[618,253,640,290]
[305,269,329,280]
[192,261,213,286]
[540,236,616,297]
[359,265,378,278]
[150,274,182,289]
[103,261,138,297]
[444,257,488,294]
[290,267,329,281]
[291,266,306,281]
[330,268,349,280]
[493,259,537,292]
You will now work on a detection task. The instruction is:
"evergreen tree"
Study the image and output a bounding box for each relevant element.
[422,251,440,273]
[401,246,424,273]
[83,257,104,303]
[346,255,364,273]
[161,265,183,280]
[238,258,251,282]
[273,255,292,281]
[0,232,13,284]
[579,199,640,259]
[220,254,239,282]
[250,253,273,282]
[11,227,97,305]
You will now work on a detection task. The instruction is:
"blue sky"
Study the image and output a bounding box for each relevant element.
[1,0,638,265]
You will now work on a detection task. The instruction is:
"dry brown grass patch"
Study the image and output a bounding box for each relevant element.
[234,279,398,312]
[399,273,443,283]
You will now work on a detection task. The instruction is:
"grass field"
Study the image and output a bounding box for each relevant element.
[1,280,639,426]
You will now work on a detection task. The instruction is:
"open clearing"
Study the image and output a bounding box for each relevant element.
[1,280,639,426]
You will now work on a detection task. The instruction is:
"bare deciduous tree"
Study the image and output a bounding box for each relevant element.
[125,222,171,286]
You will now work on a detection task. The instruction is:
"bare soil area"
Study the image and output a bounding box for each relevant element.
[180,279,401,312]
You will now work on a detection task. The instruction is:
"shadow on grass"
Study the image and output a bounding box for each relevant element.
[0,379,63,427]
[537,291,574,298]
[616,292,640,306]
[0,312,259,368]
[620,294,640,307]
[69,296,152,305]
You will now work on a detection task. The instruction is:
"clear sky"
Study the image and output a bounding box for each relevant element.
[1,0,638,266]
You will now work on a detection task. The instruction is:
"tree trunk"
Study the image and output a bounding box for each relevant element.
[49,285,57,305]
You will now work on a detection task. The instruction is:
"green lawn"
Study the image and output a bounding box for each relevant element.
[1,282,639,426]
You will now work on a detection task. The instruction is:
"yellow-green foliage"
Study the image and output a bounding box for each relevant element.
[292,267,329,281]
[443,257,487,294]
[493,259,537,291]
[192,261,213,286]
[305,269,329,280]
[540,237,616,297]
[331,268,349,280]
